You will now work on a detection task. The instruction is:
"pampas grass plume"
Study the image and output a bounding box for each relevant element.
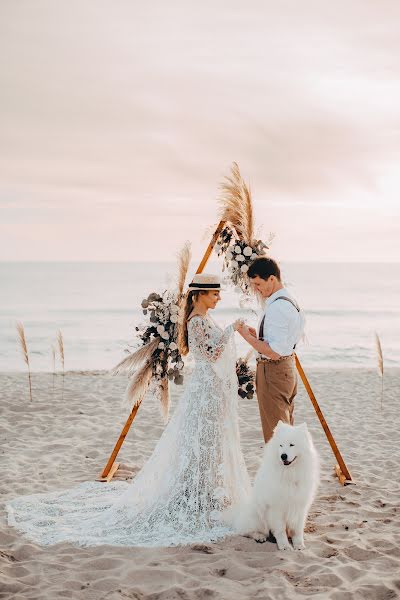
[16,321,33,401]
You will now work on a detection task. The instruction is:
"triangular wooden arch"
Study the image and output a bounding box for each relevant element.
[97,220,353,485]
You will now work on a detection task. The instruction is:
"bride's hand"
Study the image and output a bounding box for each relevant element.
[233,319,245,332]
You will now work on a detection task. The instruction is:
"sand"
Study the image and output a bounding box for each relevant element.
[1,368,400,600]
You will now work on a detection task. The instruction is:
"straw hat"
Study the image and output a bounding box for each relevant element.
[188,273,221,292]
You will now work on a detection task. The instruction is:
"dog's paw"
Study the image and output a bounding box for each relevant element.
[293,541,305,551]
[251,532,269,543]
[277,541,293,551]
[292,535,305,551]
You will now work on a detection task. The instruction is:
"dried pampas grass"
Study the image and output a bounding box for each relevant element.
[111,337,160,377]
[218,162,254,245]
[375,332,384,409]
[177,242,192,298]
[57,330,65,400]
[124,360,153,409]
[51,344,56,397]
[16,321,33,401]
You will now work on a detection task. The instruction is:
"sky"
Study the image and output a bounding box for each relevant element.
[0,0,399,263]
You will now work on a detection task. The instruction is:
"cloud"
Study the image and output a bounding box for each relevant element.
[0,0,399,260]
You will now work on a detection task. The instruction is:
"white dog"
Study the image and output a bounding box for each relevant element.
[226,421,320,550]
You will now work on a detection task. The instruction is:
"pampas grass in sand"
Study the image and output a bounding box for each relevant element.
[51,344,56,397]
[57,330,65,400]
[16,321,33,401]
[375,332,384,409]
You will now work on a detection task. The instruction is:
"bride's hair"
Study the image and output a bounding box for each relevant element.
[178,290,207,356]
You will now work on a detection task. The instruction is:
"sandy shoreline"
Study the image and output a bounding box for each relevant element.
[1,368,399,599]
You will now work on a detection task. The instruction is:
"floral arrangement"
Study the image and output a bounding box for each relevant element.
[111,244,191,421]
[215,162,272,296]
[138,290,184,386]
[236,355,256,399]
[215,225,268,294]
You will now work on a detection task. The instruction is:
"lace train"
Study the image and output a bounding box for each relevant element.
[6,315,251,547]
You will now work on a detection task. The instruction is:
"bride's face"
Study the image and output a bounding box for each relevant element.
[198,290,221,310]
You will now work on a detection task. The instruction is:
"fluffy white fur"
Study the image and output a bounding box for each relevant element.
[226,421,320,550]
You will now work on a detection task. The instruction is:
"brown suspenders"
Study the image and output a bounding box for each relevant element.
[258,296,301,348]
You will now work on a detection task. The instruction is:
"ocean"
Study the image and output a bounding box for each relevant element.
[1,261,399,372]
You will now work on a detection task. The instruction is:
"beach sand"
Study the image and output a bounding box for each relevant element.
[1,368,399,599]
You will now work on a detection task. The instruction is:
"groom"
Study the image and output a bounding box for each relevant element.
[237,257,305,443]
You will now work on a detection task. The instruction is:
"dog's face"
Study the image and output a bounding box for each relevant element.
[273,421,309,466]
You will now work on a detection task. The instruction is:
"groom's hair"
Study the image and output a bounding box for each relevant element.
[248,257,281,281]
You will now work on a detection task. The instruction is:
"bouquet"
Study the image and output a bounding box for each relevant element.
[236,355,256,399]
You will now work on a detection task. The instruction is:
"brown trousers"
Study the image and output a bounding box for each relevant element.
[256,356,297,443]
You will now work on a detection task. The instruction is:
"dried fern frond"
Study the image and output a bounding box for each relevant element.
[218,162,254,245]
[177,242,192,298]
[375,332,384,409]
[111,337,160,376]
[124,360,153,409]
[16,321,33,401]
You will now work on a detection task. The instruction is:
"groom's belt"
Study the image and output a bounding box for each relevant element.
[256,353,294,365]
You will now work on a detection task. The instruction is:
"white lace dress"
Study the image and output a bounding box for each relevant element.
[6,315,251,547]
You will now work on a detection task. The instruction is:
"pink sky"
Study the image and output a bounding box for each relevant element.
[0,1,399,262]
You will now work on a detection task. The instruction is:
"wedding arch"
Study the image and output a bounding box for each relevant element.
[97,166,352,486]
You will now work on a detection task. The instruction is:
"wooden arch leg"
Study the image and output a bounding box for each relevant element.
[295,355,353,485]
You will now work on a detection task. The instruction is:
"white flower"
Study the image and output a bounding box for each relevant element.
[170,304,179,313]
[169,341,178,351]
[158,342,165,349]
[244,246,253,256]
[236,254,245,262]
[230,260,238,268]
[162,331,169,340]
[241,264,249,273]
[170,314,178,323]
[156,363,163,374]
[157,324,165,334]
[251,253,258,260]
[234,245,241,254]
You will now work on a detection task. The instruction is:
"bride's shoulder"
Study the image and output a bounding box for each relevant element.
[188,314,206,326]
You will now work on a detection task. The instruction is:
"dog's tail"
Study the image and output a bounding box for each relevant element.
[221,500,259,535]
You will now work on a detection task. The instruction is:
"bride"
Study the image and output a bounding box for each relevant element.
[6,273,251,547]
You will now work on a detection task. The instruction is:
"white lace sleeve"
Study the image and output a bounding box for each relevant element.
[189,316,234,362]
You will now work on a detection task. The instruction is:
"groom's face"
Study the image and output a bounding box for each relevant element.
[250,275,274,298]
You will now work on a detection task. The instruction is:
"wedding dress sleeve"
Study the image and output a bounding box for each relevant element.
[189,316,234,362]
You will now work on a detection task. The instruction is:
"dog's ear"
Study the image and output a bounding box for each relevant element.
[275,420,284,430]
[298,422,308,431]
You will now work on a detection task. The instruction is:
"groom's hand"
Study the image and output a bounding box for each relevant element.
[247,327,257,338]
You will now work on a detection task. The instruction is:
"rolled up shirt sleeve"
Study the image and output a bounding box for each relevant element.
[264,305,291,356]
